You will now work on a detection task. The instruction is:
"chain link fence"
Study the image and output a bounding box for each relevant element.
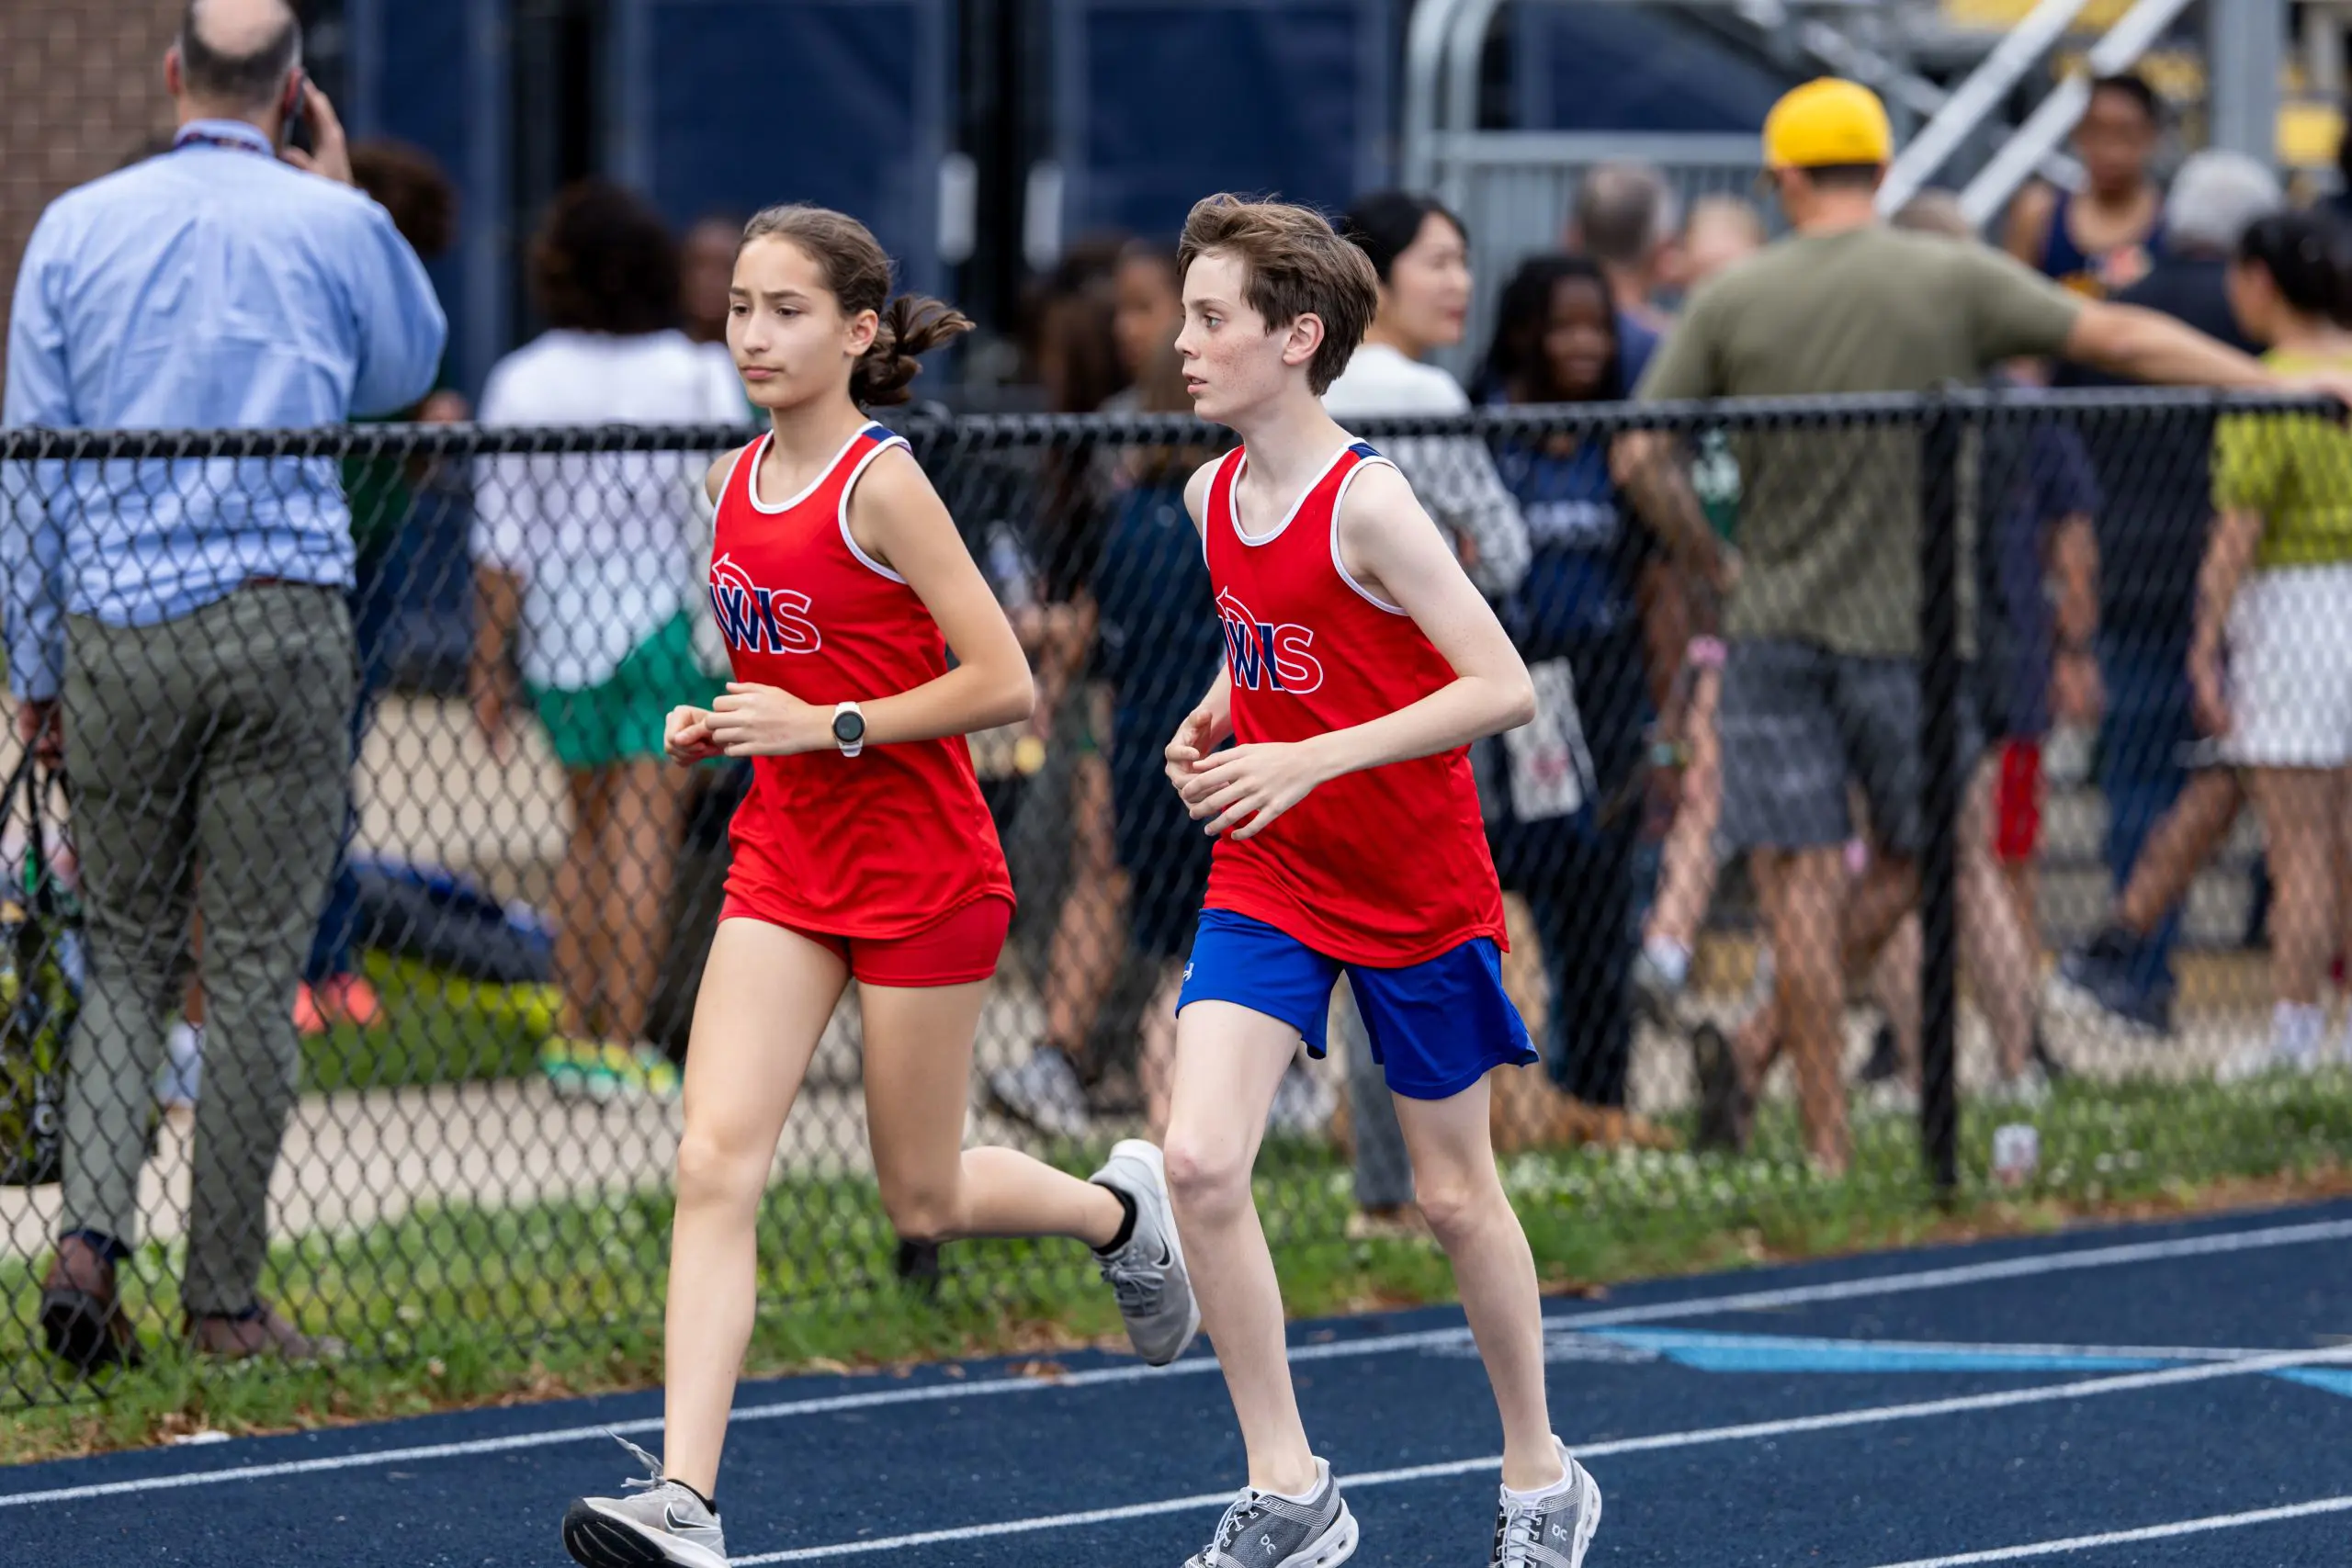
[6,393,2352,1407]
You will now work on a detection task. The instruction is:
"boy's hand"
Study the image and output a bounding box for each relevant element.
[1181,739,1332,840]
[1162,706,1220,791]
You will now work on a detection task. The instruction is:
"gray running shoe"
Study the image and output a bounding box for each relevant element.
[988,1046,1091,1139]
[1089,1139,1201,1366]
[561,1434,729,1568]
[1490,1441,1601,1568]
[1187,1459,1358,1568]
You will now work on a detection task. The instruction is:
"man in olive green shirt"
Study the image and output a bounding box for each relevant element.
[1629,78,2324,1172]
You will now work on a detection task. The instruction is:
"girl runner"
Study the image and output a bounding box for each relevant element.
[560,204,1197,1568]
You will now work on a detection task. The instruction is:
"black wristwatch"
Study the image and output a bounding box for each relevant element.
[831,701,866,758]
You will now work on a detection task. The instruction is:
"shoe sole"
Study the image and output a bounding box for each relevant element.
[1566,1467,1604,1568]
[1104,1138,1202,1366]
[561,1500,727,1568]
[1282,1500,1359,1568]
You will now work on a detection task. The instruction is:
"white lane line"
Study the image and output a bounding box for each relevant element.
[727,1344,2352,1564]
[6,1213,2348,1509]
[1552,1214,2352,1329]
[1584,1332,2277,1362]
[1862,1494,2352,1566]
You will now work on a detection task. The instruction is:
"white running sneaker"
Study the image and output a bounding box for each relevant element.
[1186,1458,1358,1568]
[1490,1440,1602,1568]
[1089,1139,1201,1365]
[561,1435,728,1568]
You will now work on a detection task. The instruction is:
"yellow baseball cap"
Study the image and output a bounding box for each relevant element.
[1762,78,1894,170]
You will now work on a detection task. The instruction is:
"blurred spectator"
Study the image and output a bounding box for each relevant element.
[1326,191,1530,595]
[469,180,749,1103]
[2005,72,2166,298]
[2052,151,2282,1034]
[1899,192,2103,946]
[1479,254,1671,1134]
[2194,211,2352,1078]
[1631,198,1764,1021]
[1629,78,2294,1170]
[1571,163,1677,380]
[681,212,745,347]
[987,243,1132,1138]
[1319,190,1531,1235]
[6,0,444,1366]
[289,137,469,1044]
[1671,195,1768,298]
[1098,243,1239,1135]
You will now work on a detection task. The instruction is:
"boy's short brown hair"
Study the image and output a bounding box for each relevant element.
[1177,194,1379,394]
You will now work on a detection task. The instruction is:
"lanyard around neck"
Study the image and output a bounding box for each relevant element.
[173,125,274,159]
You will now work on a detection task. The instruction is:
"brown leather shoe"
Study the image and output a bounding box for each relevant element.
[186,1302,346,1364]
[39,1235,144,1372]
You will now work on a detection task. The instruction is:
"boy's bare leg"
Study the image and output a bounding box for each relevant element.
[1392,1071,1563,1492]
[1160,1000,1317,1495]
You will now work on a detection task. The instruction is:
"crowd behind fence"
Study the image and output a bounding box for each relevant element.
[5,395,2352,1406]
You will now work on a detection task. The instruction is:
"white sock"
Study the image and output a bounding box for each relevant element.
[1264,1457,1329,1504]
[1502,1443,1576,1506]
[1643,936,1690,990]
[2271,1001,2325,1064]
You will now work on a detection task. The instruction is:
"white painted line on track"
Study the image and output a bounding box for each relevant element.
[1862,1494,2352,1566]
[726,1344,2352,1564]
[6,1213,2349,1509]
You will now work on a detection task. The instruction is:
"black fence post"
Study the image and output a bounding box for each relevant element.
[1918,394,1962,1199]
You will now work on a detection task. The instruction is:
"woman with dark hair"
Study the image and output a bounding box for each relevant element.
[2197,209,2352,1078]
[470,180,752,1102]
[983,242,1132,1136]
[1478,254,1661,1127]
[1327,190,1531,595]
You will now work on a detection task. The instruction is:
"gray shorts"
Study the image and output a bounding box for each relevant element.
[1717,638,1982,859]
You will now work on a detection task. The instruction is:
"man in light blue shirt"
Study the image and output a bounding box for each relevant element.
[5,0,445,1371]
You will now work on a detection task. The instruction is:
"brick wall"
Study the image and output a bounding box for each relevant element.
[0,0,183,394]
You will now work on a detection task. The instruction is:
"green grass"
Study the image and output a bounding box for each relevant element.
[6,1069,2349,1463]
[296,956,559,1093]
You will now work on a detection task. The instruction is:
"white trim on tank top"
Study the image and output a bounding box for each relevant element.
[1326,454,1408,615]
[716,439,756,509]
[1227,441,1359,547]
[835,432,913,584]
[743,424,881,514]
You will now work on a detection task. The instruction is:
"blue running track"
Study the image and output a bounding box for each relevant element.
[5,1201,2349,1565]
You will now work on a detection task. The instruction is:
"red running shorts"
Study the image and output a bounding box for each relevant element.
[718,892,1012,987]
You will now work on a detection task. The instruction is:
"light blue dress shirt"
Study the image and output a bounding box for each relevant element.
[4,119,447,700]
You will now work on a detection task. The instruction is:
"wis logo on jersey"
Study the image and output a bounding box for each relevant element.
[709,553,822,655]
[1216,588,1323,694]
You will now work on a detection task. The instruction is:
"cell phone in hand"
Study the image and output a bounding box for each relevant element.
[281,72,313,155]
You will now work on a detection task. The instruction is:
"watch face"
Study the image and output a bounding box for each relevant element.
[833,709,866,744]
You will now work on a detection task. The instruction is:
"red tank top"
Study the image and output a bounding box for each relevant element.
[710,423,1012,937]
[1202,441,1505,964]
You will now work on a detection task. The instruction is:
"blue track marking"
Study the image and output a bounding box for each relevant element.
[2,1201,2346,1566]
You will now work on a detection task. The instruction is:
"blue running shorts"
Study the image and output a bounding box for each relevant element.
[1175,908,1537,1100]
